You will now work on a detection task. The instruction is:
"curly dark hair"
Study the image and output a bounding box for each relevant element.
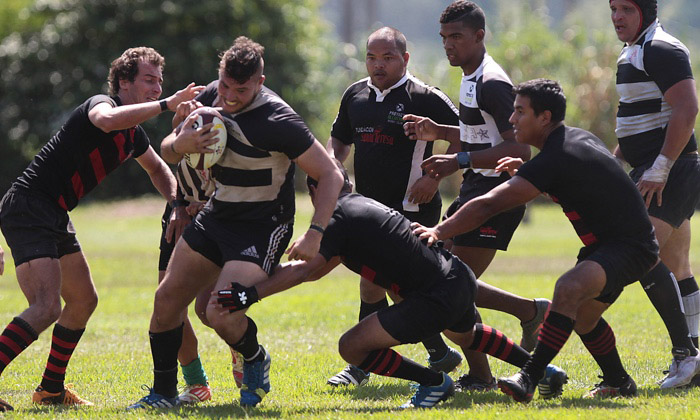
[108,47,164,95]
[219,36,265,83]
[440,1,485,31]
[513,79,567,123]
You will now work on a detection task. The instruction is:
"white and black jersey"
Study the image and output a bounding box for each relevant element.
[331,73,458,213]
[175,160,213,204]
[459,53,514,180]
[615,20,696,167]
[195,82,315,224]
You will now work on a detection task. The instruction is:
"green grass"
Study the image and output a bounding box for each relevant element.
[1,195,699,419]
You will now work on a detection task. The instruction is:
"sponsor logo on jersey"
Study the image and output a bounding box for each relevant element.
[240,246,260,259]
[479,226,498,238]
[360,128,394,145]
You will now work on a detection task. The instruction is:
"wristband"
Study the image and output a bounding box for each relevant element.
[456,151,472,169]
[308,223,325,235]
[171,199,188,208]
[640,154,675,184]
[159,99,168,112]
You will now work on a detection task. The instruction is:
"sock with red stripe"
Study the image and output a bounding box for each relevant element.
[523,311,574,381]
[39,324,85,393]
[578,317,627,387]
[0,317,39,375]
[468,324,530,368]
[357,348,443,386]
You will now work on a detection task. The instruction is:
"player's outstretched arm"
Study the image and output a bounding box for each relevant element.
[403,114,459,142]
[135,146,177,205]
[89,82,204,133]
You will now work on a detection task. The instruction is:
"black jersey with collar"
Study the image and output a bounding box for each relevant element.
[516,126,655,247]
[13,94,150,211]
[331,74,458,212]
[318,193,452,296]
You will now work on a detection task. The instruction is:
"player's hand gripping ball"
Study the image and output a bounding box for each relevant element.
[217,282,260,313]
[184,107,227,170]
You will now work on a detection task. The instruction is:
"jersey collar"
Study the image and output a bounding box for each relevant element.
[367,72,410,102]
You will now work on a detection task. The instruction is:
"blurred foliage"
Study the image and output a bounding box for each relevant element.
[0,0,336,200]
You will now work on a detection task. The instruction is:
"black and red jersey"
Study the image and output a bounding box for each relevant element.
[515,126,655,247]
[13,95,150,210]
[319,193,452,296]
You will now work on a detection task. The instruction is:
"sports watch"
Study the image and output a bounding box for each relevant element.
[456,152,472,169]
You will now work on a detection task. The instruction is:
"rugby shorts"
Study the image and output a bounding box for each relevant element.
[577,236,658,304]
[158,203,175,271]
[444,177,525,250]
[629,153,700,228]
[182,210,293,275]
[377,249,479,343]
[0,186,81,266]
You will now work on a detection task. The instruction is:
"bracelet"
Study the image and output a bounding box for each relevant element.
[456,151,471,169]
[308,223,325,235]
[171,199,188,208]
[159,99,168,112]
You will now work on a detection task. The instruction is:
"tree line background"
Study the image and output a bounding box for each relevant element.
[0,0,698,201]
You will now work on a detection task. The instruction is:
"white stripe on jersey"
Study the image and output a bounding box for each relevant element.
[402,139,427,212]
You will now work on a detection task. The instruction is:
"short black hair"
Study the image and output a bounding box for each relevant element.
[307,158,352,195]
[367,27,407,55]
[513,78,566,123]
[440,1,486,31]
[219,36,265,83]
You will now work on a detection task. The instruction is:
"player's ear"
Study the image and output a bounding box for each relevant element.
[475,28,485,43]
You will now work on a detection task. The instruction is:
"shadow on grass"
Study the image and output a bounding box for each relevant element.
[326,382,410,401]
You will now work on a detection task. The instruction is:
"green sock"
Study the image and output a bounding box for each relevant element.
[181,356,208,386]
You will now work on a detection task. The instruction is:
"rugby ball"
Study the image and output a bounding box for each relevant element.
[184,107,227,170]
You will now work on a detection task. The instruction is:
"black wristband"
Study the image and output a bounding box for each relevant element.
[159,99,168,112]
[308,223,325,235]
[171,199,188,208]
[456,151,471,169]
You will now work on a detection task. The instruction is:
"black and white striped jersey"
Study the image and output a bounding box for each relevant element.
[195,83,315,224]
[331,72,458,212]
[615,20,696,167]
[175,160,213,204]
[458,53,515,179]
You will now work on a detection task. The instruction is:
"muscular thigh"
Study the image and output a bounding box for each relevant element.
[160,239,221,307]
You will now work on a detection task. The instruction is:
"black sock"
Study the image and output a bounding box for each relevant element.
[150,324,183,398]
[230,317,263,362]
[40,324,85,393]
[640,263,697,355]
[679,276,700,348]
[359,297,388,321]
[579,318,628,387]
[357,348,443,386]
[523,311,574,381]
[468,324,530,368]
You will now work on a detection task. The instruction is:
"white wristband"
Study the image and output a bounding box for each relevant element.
[640,154,675,184]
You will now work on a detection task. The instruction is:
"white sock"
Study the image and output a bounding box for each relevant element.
[682,291,700,341]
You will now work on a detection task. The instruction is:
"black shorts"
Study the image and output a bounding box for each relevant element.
[0,187,81,266]
[182,210,293,274]
[158,203,174,271]
[578,237,658,304]
[630,154,700,228]
[400,204,441,227]
[377,250,479,344]
[445,178,525,250]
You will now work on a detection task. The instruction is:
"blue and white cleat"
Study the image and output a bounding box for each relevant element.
[400,372,455,409]
[127,386,178,410]
[240,346,271,407]
[537,364,568,399]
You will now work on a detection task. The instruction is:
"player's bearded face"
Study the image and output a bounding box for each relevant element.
[217,71,265,114]
[610,0,643,43]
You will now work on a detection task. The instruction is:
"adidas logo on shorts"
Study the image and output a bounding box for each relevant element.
[240,246,260,259]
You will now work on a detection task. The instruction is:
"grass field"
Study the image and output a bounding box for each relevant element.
[0,195,699,419]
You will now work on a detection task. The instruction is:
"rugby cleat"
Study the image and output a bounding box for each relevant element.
[520,298,551,352]
[32,384,94,406]
[454,374,497,392]
[327,364,370,387]
[0,397,13,412]
[240,346,271,407]
[400,372,455,409]
[498,370,535,403]
[428,346,463,373]
[177,383,212,404]
[230,348,244,388]
[537,364,568,399]
[127,386,179,410]
[584,375,637,398]
[659,347,700,389]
